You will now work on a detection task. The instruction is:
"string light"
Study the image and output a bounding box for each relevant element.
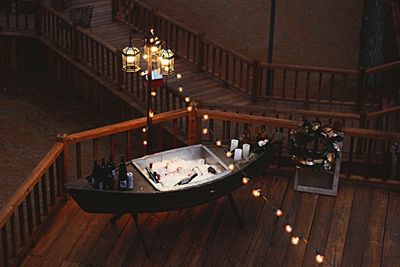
[149,111,154,118]
[245,178,334,265]
[228,164,235,171]
[216,140,222,146]
[315,253,324,264]
[176,73,182,79]
[143,140,148,146]
[187,105,193,112]
[184,96,191,103]
[203,114,209,120]
[202,128,209,135]
[284,224,293,233]
[226,151,233,158]
[291,236,300,245]
[178,86,183,93]
[275,209,283,217]
[151,91,157,97]
[252,189,261,197]
[142,127,147,133]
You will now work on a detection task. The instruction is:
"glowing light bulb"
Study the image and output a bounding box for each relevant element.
[252,189,261,197]
[151,91,156,97]
[184,96,190,103]
[228,164,235,171]
[315,254,324,264]
[178,86,183,93]
[226,151,233,158]
[203,114,209,120]
[202,128,208,135]
[143,54,148,60]
[150,38,154,42]
[275,209,283,217]
[140,71,146,76]
[151,46,157,53]
[143,140,148,146]
[285,224,293,233]
[216,140,222,146]
[149,111,154,118]
[142,127,147,133]
[242,177,249,184]
[187,105,193,112]
[291,236,300,245]
[176,73,182,79]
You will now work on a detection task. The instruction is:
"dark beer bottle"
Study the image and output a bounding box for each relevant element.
[118,155,128,191]
[106,155,116,190]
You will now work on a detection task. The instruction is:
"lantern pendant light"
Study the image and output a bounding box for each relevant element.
[121,35,141,72]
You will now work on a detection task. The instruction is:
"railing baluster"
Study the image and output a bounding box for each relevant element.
[76,142,82,179]
[10,214,16,257]
[26,193,33,235]
[41,175,48,215]
[2,224,9,267]
[18,204,25,246]
[33,184,41,225]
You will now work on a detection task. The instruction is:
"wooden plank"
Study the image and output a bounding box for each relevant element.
[362,189,388,267]
[341,186,372,266]
[324,184,355,266]
[234,176,289,266]
[66,213,112,263]
[381,191,400,267]
[302,195,336,266]
[141,209,189,266]
[262,179,297,266]
[82,214,130,266]
[201,177,266,266]
[281,191,319,266]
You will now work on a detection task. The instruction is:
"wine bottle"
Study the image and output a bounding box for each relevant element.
[118,155,128,191]
[106,155,116,190]
[98,157,106,190]
[90,160,100,189]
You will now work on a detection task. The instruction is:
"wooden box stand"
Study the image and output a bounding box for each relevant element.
[294,141,343,196]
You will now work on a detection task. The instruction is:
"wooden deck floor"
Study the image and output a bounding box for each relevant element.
[20,173,400,266]
[59,0,253,108]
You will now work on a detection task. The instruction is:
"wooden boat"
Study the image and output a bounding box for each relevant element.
[65,142,278,214]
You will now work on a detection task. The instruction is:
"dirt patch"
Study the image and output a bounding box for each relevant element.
[0,74,111,209]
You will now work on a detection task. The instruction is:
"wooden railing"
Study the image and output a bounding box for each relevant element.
[1,107,400,266]
[0,0,37,31]
[116,0,400,107]
[0,142,65,266]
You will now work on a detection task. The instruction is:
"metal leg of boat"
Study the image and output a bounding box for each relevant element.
[227,193,244,229]
[131,213,151,260]
[110,213,124,224]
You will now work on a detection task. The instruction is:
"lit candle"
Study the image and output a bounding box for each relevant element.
[230,139,239,151]
[234,148,242,161]
[242,144,250,158]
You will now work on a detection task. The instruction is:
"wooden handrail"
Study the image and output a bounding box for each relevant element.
[0,143,64,228]
[365,59,400,74]
[203,103,360,120]
[199,109,299,128]
[65,108,188,143]
[259,62,361,75]
[42,4,117,52]
[366,106,400,119]
[341,127,400,140]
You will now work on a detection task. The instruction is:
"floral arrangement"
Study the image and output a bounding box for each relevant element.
[289,119,343,171]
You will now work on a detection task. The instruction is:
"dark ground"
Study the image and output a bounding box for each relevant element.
[0,74,111,209]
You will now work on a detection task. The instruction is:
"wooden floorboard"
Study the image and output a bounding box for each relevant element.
[19,174,400,267]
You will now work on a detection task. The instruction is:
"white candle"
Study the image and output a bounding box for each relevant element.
[230,139,239,151]
[234,148,242,161]
[242,144,250,158]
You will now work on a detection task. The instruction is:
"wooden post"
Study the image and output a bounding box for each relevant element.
[188,106,199,145]
[56,133,68,192]
[35,0,42,34]
[196,32,205,72]
[356,68,366,111]
[251,60,260,103]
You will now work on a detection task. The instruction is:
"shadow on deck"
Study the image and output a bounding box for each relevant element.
[20,173,400,266]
